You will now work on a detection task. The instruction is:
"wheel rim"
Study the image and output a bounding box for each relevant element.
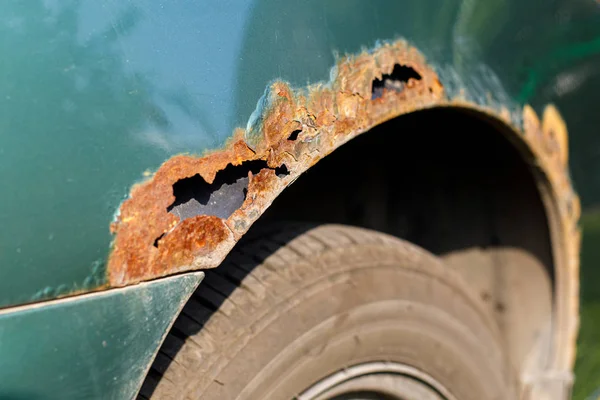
[297,362,456,400]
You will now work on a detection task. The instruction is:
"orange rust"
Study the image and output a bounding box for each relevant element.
[108,136,254,283]
[542,105,569,166]
[154,216,230,269]
[108,40,443,286]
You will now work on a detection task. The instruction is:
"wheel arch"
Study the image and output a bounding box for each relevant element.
[253,105,576,394]
[105,39,579,395]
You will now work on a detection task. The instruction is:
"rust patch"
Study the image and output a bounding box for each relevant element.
[108,40,443,286]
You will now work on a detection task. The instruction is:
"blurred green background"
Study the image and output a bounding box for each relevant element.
[575,211,600,400]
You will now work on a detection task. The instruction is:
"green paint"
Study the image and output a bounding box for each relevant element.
[0,272,202,400]
[2,0,600,309]
[518,37,600,101]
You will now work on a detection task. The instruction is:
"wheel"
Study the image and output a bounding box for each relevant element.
[140,223,516,400]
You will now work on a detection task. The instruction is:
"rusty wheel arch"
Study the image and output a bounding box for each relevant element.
[108,40,579,379]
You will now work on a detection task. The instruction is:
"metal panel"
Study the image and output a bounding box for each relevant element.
[0,0,598,307]
[0,272,203,400]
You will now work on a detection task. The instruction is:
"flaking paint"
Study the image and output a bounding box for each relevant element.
[108,40,444,286]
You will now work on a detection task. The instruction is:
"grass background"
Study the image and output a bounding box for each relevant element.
[573,210,600,400]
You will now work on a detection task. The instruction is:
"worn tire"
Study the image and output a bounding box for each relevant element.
[141,224,516,400]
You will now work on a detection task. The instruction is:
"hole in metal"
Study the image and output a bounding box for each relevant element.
[153,233,165,248]
[371,64,422,100]
[288,129,302,141]
[166,161,289,221]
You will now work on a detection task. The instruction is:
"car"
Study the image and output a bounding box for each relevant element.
[2,1,600,399]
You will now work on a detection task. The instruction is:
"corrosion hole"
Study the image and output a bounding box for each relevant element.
[371,64,422,100]
[153,233,166,248]
[167,160,289,221]
[275,164,289,177]
[288,129,301,141]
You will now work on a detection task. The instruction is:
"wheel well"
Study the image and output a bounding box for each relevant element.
[256,106,555,385]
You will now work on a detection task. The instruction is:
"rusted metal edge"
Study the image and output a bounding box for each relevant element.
[108,40,444,285]
[107,39,580,369]
[521,103,581,372]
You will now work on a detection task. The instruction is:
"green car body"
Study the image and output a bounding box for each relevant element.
[1,0,600,398]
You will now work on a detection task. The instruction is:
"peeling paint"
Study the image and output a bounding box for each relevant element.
[108,40,444,286]
[107,40,580,374]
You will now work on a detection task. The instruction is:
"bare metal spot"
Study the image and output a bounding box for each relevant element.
[167,161,289,222]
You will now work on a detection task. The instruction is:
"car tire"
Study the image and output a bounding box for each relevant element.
[141,223,517,400]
